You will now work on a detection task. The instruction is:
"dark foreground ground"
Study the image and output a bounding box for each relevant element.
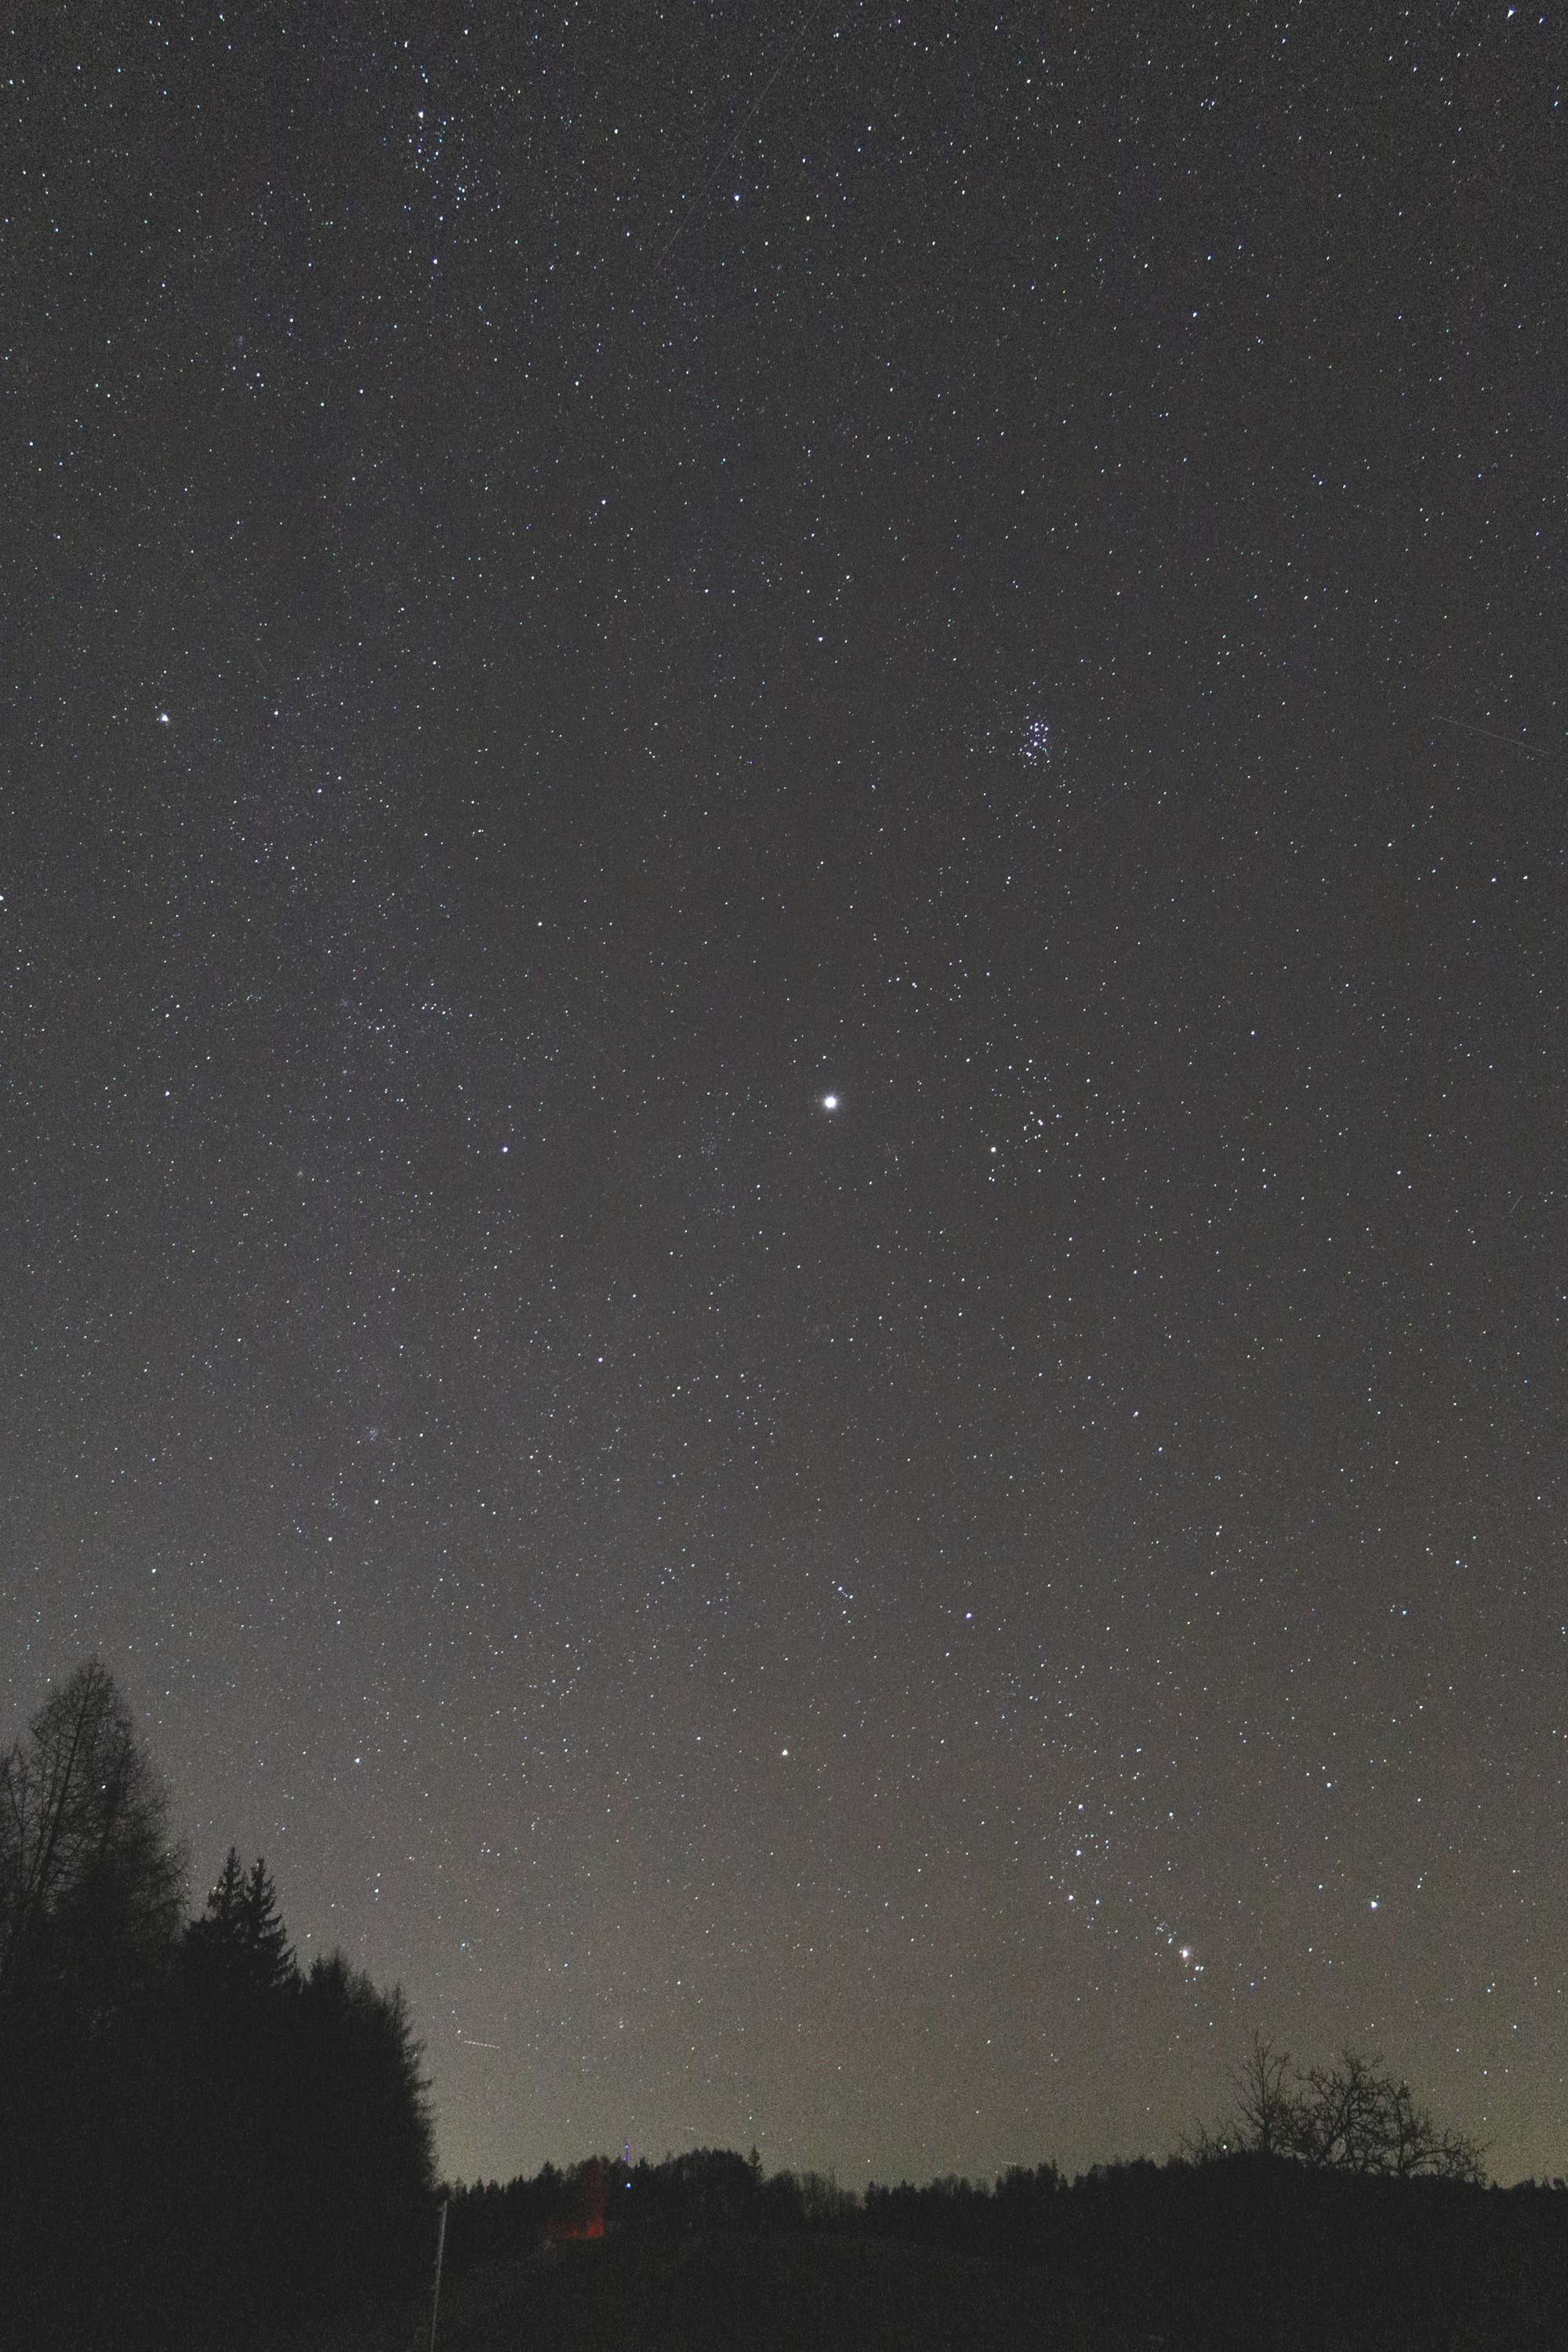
[432,2234,1061,2352]
[227,2161,1568,2352]
[222,2215,1568,2352]
[376,2222,1557,2352]
[238,2235,1053,2352]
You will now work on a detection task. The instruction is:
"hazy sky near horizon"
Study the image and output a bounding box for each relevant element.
[3,2,1563,2186]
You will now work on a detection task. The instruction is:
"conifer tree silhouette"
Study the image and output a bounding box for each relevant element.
[0,1667,439,2343]
[187,1848,296,2002]
[238,1855,294,1993]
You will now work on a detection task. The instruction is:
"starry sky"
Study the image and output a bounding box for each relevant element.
[3,2,1564,2188]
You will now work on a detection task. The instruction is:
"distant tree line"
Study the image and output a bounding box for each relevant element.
[0,1662,436,2350]
[445,2130,1568,2349]
[9,1662,1564,2348]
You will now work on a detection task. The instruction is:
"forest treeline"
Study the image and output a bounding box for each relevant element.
[0,1661,436,2349]
[442,2047,1565,2347]
[446,2140,1568,2349]
[5,1663,1566,2349]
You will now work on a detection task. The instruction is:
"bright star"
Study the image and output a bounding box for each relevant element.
[822,1094,839,1112]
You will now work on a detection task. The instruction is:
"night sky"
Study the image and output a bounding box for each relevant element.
[4,3,1564,2189]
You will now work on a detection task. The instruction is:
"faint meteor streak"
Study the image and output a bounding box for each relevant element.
[1433,713,1551,760]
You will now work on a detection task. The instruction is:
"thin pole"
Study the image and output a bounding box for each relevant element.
[428,2193,449,2352]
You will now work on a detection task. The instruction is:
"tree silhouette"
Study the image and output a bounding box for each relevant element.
[0,1658,185,2013]
[1196,2036,1489,2182]
[238,1855,293,1991]
[283,1950,437,2310]
[1233,2033,1298,2155]
[0,1668,440,2345]
[185,1846,296,2002]
[0,1664,187,2347]
[204,1844,247,1927]
[1291,2049,1486,2181]
[177,1879,435,2325]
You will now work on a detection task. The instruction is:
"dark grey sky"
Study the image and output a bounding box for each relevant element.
[3,1,1563,2185]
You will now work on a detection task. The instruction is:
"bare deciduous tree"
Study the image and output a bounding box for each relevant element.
[0,1660,185,2008]
[1195,2037,1488,2183]
[1296,2052,1486,2182]
[1235,2034,1297,2155]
